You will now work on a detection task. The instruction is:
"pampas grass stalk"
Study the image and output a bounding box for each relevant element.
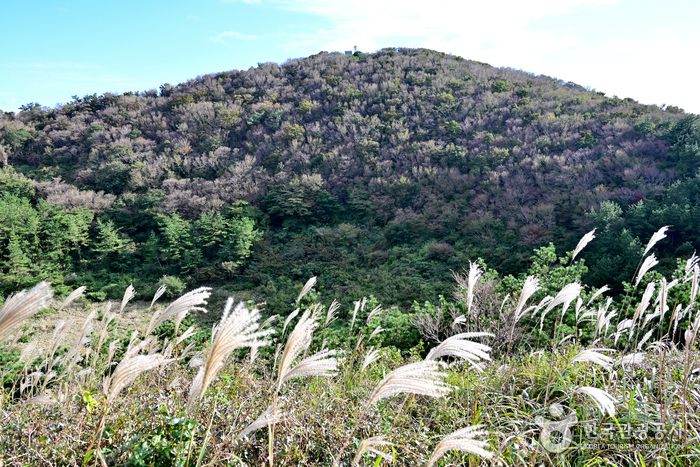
[361,347,381,371]
[146,287,211,336]
[240,405,282,440]
[187,299,273,410]
[296,276,317,303]
[92,353,173,459]
[571,229,596,262]
[425,332,493,371]
[635,254,659,287]
[270,305,332,466]
[352,436,395,467]
[58,286,86,312]
[506,276,539,356]
[150,284,167,309]
[643,226,669,257]
[366,305,383,325]
[119,284,136,313]
[426,425,493,467]
[0,281,53,341]
[571,348,615,372]
[575,386,617,417]
[336,361,451,466]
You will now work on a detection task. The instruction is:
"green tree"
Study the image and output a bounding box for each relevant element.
[159,213,202,275]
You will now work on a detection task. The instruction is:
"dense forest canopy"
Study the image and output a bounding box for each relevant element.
[1,47,699,314]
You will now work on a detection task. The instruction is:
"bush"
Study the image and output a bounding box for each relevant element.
[158,275,186,299]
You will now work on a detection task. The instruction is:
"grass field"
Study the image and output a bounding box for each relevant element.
[2,234,700,466]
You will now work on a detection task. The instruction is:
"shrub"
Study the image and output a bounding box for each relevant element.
[158,275,186,299]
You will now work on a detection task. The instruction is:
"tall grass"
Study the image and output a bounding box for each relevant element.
[2,233,700,466]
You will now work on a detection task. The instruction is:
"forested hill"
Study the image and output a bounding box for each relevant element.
[1,47,700,312]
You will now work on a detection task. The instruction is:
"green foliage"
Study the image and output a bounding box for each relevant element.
[166,94,194,112]
[576,130,598,149]
[443,120,461,138]
[491,80,512,93]
[0,188,93,292]
[664,115,700,177]
[126,408,194,467]
[2,128,34,151]
[158,212,201,275]
[157,275,186,299]
[283,124,305,141]
[634,117,655,135]
[297,99,313,115]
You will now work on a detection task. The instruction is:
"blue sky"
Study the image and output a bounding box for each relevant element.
[2,0,699,114]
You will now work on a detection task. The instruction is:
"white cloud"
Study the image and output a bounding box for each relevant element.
[249,0,698,113]
[211,31,258,43]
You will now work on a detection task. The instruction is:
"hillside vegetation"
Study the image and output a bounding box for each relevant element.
[1,47,700,320]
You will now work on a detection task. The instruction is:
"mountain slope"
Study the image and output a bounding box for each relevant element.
[1,47,698,311]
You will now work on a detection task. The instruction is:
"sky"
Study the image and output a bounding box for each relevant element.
[1,0,699,114]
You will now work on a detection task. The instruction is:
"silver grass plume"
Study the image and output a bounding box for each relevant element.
[150,284,167,309]
[124,336,157,359]
[325,300,340,327]
[362,347,381,371]
[632,282,656,327]
[120,284,136,313]
[598,299,616,337]
[188,299,273,409]
[689,265,699,310]
[637,329,654,350]
[425,332,493,371]
[63,310,96,372]
[175,326,196,346]
[616,353,646,366]
[574,298,584,323]
[105,354,173,403]
[643,226,669,257]
[278,348,339,385]
[366,304,383,325]
[367,326,384,342]
[239,406,283,440]
[587,285,610,306]
[0,281,53,340]
[282,308,300,336]
[276,308,318,392]
[146,287,211,336]
[685,252,700,278]
[513,276,540,325]
[351,297,367,331]
[426,425,493,467]
[453,261,483,317]
[261,314,279,330]
[296,276,317,303]
[19,341,42,365]
[24,394,58,406]
[635,254,659,287]
[571,229,596,262]
[365,361,451,407]
[575,386,616,417]
[571,348,614,371]
[451,314,467,328]
[350,299,361,332]
[352,436,395,467]
[58,286,86,312]
[107,341,120,366]
[539,283,582,331]
[614,319,634,345]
